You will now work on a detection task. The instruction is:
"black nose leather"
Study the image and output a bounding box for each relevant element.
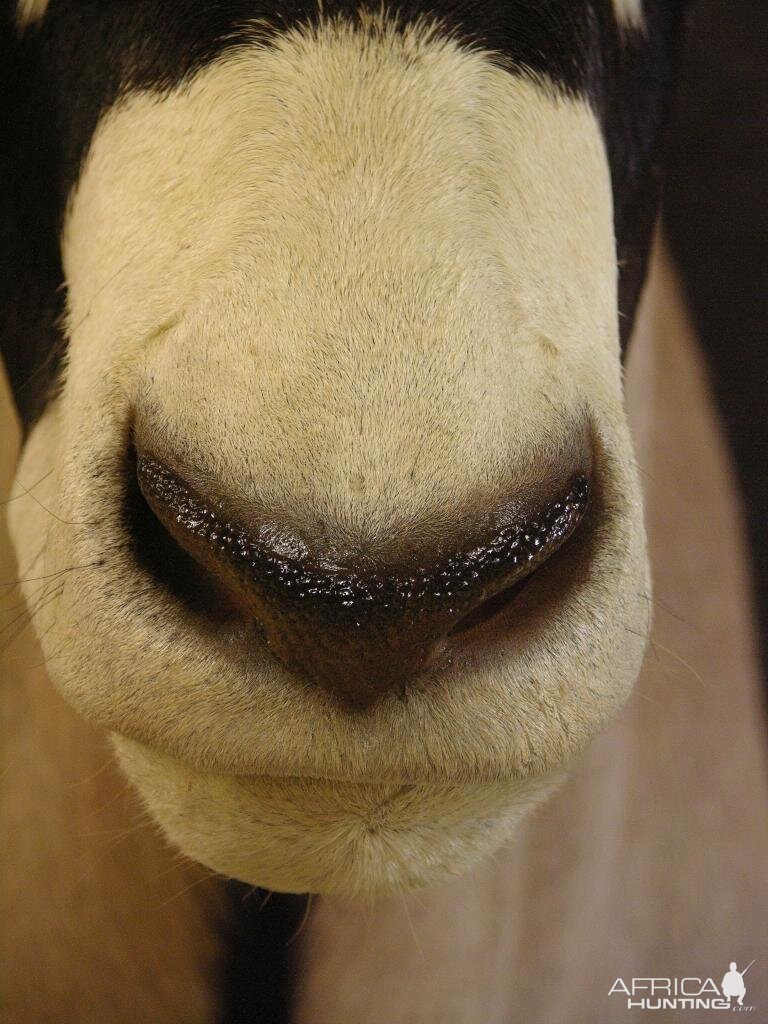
[135,453,590,710]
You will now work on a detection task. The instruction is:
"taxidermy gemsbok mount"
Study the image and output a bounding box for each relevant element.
[3,1,767,1022]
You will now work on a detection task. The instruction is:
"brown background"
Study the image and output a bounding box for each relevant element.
[665,0,768,692]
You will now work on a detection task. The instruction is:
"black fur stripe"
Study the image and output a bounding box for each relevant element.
[1,1,65,427]
[218,883,308,1024]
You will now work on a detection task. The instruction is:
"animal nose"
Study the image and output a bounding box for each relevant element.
[133,451,591,710]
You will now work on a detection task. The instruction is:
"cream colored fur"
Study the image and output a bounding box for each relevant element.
[8,18,649,896]
[16,0,48,28]
[612,0,644,30]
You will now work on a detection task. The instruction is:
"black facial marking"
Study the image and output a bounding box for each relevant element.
[2,0,687,427]
[0,2,66,426]
[599,6,689,349]
[218,883,307,1024]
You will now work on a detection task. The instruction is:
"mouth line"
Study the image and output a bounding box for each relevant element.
[117,725,541,788]
[225,768,528,793]
[232,772,423,798]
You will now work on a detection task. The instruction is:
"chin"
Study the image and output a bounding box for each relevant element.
[114,735,565,897]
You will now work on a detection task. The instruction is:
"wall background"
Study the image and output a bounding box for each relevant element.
[665,0,768,692]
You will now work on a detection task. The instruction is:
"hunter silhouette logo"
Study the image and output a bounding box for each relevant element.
[722,961,754,1007]
[609,961,757,1012]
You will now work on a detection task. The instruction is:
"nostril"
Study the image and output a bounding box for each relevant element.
[128,443,591,707]
[448,575,532,638]
[123,445,242,622]
[447,475,590,638]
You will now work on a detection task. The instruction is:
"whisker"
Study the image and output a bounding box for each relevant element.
[0,574,55,612]
[13,541,47,583]
[0,586,53,638]
[623,622,676,696]
[10,478,97,527]
[624,623,652,644]
[0,559,103,591]
[647,637,710,690]
[0,468,54,506]
[628,458,658,485]
[61,820,158,900]
[154,869,220,910]
[637,590,700,631]
[397,883,425,961]
[254,888,274,912]
[286,892,314,946]
[627,622,709,690]
[631,686,662,707]
[11,628,70,668]
[0,582,65,652]
[66,756,121,790]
